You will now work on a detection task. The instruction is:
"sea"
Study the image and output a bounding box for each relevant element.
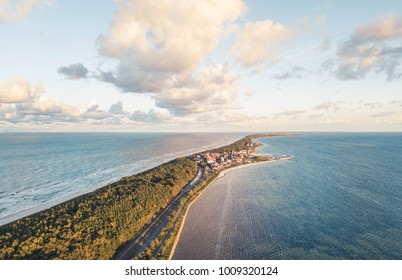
[0,132,243,225]
[173,133,402,260]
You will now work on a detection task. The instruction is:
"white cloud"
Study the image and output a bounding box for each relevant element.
[0,0,54,23]
[86,99,99,112]
[154,63,239,115]
[273,67,305,80]
[0,103,13,118]
[355,14,402,41]
[334,15,402,81]
[15,95,80,117]
[130,108,173,124]
[97,0,246,116]
[109,101,124,114]
[0,77,44,103]
[57,63,89,80]
[229,20,295,67]
[81,100,112,120]
[0,77,80,125]
[313,100,341,111]
[81,100,129,121]
[99,0,246,76]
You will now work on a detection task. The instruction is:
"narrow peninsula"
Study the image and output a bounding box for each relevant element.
[0,133,296,260]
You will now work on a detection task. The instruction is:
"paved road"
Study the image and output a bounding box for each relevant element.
[114,165,203,260]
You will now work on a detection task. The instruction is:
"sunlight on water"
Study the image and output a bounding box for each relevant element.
[173,133,402,260]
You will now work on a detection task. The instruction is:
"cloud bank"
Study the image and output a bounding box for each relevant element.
[0,77,44,103]
[0,77,79,125]
[335,15,402,81]
[98,0,246,116]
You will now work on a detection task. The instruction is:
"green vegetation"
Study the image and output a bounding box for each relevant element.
[135,171,220,260]
[142,134,296,259]
[207,133,291,154]
[135,199,185,260]
[0,132,294,260]
[0,158,197,260]
[207,135,255,154]
[134,133,296,259]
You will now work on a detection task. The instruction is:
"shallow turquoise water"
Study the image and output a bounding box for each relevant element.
[173,133,402,259]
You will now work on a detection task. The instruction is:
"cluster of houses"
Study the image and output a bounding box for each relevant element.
[192,149,293,172]
[192,149,255,171]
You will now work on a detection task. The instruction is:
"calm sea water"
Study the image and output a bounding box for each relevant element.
[173,133,402,260]
[0,132,243,225]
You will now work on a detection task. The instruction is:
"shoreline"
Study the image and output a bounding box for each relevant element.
[168,149,294,259]
[217,156,294,179]
[0,135,244,227]
[1,133,296,259]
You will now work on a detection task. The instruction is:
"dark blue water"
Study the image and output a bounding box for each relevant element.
[173,133,402,259]
[0,132,242,225]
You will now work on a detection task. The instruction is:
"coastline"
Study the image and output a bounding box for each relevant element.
[167,174,214,260]
[168,145,294,259]
[217,156,294,179]
[0,134,244,227]
[1,133,296,260]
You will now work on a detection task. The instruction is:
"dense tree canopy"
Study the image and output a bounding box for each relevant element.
[0,133,287,260]
[0,158,197,259]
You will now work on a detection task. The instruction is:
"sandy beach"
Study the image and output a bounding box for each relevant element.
[217,157,294,179]
[169,155,294,259]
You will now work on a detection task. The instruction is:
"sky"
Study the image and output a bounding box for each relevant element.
[0,0,401,132]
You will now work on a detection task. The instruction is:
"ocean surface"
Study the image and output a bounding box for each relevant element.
[0,132,243,225]
[173,133,402,260]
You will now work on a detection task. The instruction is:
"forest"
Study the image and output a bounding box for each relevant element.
[0,133,284,259]
[0,157,197,259]
[208,133,274,154]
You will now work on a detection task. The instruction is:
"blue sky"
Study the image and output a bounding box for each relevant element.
[0,0,401,131]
